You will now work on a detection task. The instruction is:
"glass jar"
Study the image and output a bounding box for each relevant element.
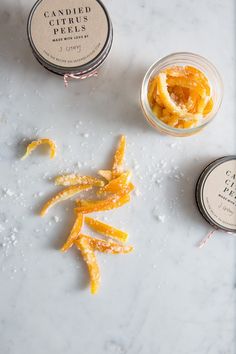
[140,52,223,137]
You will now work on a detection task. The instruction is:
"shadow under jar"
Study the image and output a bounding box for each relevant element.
[140,52,223,137]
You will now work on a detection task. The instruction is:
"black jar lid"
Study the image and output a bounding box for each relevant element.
[27,0,113,76]
[195,156,236,233]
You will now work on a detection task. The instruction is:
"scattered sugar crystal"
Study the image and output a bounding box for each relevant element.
[53,216,60,223]
[82,133,89,138]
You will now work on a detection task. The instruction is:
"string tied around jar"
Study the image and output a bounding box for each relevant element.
[64,71,99,88]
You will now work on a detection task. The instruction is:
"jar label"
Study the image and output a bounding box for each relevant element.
[202,160,236,231]
[29,0,109,68]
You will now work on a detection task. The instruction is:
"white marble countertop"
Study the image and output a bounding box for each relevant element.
[0,0,235,353]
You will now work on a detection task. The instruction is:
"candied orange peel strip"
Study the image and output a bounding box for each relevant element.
[75,235,133,254]
[75,236,100,295]
[55,174,105,187]
[112,135,126,178]
[60,213,84,252]
[97,171,132,195]
[22,138,56,160]
[40,184,92,216]
[85,216,128,243]
[75,194,131,214]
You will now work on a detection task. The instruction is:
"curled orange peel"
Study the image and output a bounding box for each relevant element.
[40,185,92,217]
[55,174,105,187]
[22,138,56,160]
[75,236,100,295]
[75,194,131,214]
[85,217,128,243]
[60,213,84,252]
[112,135,126,178]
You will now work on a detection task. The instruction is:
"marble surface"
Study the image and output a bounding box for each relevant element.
[0,0,235,353]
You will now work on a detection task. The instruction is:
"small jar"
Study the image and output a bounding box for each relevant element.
[27,0,113,84]
[140,52,223,137]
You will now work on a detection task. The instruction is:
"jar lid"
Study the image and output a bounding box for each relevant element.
[27,0,113,76]
[195,156,236,233]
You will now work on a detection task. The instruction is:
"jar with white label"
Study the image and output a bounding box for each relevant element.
[27,0,113,84]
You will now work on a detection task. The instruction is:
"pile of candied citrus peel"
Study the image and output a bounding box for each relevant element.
[23,136,134,294]
[148,65,214,129]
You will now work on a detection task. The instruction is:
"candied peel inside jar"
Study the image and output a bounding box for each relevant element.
[147,65,214,129]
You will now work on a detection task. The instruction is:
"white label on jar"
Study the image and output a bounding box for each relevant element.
[202,160,236,231]
[30,0,109,68]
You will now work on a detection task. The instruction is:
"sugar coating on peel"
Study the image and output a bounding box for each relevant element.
[55,174,105,187]
[75,194,131,214]
[60,213,84,252]
[85,217,128,243]
[75,236,101,295]
[112,135,126,178]
[147,65,214,129]
[76,234,133,254]
[22,138,57,160]
[40,185,92,216]
[97,171,132,195]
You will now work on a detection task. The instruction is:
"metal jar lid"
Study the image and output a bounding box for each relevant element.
[195,156,236,233]
[27,0,113,76]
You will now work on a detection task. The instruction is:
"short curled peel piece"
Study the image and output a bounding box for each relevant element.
[22,138,56,160]
[60,213,84,252]
[85,217,128,243]
[75,236,100,295]
[75,194,131,214]
[40,185,92,217]
[55,174,105,187]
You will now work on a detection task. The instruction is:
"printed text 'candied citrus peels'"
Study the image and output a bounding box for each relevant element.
[55,174,105,187]
[75,236,100,295]
[40,185,92,216]
[112,135,126,178]
[85,217,128,243]
[22,138,56,160]
[60,213,84,252]
[75,235,133,254]
[75,194,131,214]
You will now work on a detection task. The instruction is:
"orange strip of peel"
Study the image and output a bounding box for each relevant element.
[85,216,128,243]
[97,171,132,195]
[55,174,105,187]
[75,234,133,254]
[22,138,56,160]
[60,213,84,252]
[75,236,100,295]
[40,185,92,216]
[112,135,126,178]
[75,193,131,214]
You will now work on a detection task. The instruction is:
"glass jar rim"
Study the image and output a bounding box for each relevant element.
[141,52,224,135]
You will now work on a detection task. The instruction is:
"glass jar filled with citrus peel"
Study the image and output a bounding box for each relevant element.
[141,52,223,137]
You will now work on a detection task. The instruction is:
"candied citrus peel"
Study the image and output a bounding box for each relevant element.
[85,217,128,243]
[75,235,133,254]
[60,213,84,252]
[75,193,131,214]
[40,184,92,216]
[75,236,100,295]
[148,65,213,129]
[22,138,56,160]
[97,171,132,195]
[55,174,105,187]
[112,135,126,178]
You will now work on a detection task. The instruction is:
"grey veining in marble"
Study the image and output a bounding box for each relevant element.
[0,0,235,353]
